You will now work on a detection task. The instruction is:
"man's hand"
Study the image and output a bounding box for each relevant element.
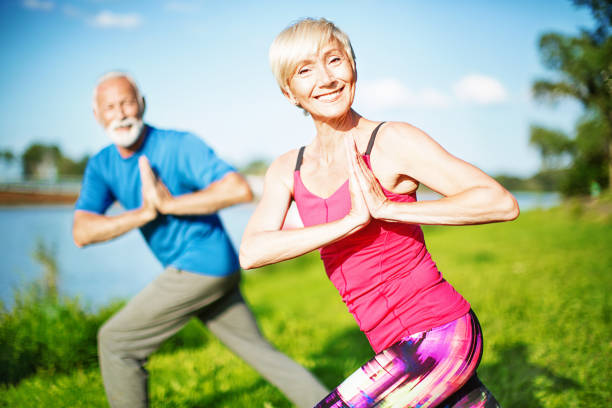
[138,156,173,216]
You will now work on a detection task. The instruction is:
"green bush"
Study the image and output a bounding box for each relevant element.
[0,281,210,385]
[0,284,121,384]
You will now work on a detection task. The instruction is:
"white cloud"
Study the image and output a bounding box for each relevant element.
[22,0,54,11]
[165,1,200,13]
[357,75,508,112]
[89,11,142,29]
[417,88,452,108]
[357,78,451,111]
[358,78,411,110]
[453,74,507,104]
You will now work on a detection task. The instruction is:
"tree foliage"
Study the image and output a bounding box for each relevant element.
[21,143,88,179]
[529,126,574,169]
[0,149,15,162]
[22,144,61,179]
[531,0,612,195]
[240,158,270,176]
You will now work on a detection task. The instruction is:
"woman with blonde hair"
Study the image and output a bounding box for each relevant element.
[240,18,516,407]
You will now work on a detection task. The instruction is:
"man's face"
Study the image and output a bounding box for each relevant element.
[94,77,141,128]
[94,76,144,148]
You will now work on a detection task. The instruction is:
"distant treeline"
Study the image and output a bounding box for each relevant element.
[0,145,592,196]
[0,145,268,181]
[0,144,88,180]
[494,169,566,192]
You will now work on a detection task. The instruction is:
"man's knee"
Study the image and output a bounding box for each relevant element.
[98,318,124,355]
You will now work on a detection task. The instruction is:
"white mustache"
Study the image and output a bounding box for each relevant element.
[109,117,140,131]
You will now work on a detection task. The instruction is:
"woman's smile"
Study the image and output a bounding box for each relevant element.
[314,86,345,102]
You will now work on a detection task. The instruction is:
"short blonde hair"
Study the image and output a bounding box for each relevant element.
[269,18,356,92]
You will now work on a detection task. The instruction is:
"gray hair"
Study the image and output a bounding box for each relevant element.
[92,71,144,112]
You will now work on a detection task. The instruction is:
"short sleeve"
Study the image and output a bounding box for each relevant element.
[179,133,236,190]
[75,157,115,214]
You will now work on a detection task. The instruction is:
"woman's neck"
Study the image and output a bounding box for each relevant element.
[311,110,361,163]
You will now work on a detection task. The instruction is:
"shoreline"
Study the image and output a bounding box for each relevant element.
[0,190,78,206]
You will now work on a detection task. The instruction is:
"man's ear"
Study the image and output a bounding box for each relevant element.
[140,97,146,117]
[93,105,103,126]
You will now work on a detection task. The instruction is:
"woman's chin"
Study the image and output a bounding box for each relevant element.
[309,104,353,121]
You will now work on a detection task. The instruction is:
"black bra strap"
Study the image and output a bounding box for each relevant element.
[295,146,305,171]
[365,122,386,156]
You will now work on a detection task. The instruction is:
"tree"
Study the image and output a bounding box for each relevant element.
[531,0,612,194]
[529,126,574,170]
[57,154,89,177]
[240,158,270,176]
[0,149,15,162]
[22,143,61,180]
[21,143,89,180]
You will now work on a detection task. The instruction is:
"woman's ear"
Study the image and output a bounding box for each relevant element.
[282,86,299,106]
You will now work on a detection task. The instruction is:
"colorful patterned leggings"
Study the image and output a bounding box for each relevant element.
[315,310,501,407]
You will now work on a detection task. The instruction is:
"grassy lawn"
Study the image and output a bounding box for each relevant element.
[1,204,611,407]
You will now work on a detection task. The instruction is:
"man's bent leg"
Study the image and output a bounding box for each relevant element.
[98,268,240,408]
[200,287,329,408]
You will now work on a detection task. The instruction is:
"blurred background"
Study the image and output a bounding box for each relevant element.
[0,0,600,304]
[1,1,610,407]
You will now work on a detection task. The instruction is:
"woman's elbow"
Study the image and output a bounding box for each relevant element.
[238,247,258,270]
[498,189,520,221]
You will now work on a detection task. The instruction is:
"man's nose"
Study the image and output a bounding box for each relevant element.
[116,103,128,119]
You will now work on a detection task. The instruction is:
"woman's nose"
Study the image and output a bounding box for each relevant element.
[317,65,336,86]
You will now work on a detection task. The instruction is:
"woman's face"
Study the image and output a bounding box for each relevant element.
[286,40,356,120]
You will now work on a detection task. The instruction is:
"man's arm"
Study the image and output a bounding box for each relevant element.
[72,155,158,248]
[72,206,156,247]
[139,156,253,216]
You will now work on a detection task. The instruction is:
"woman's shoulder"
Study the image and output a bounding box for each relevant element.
[269,148,302,173]
[263,148,302,190]
[379,121,426,138]
[373,121,431,152]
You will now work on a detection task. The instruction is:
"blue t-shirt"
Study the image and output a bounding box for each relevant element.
[75,125,240,276]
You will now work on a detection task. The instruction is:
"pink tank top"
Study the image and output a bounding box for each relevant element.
[292,123,470,353]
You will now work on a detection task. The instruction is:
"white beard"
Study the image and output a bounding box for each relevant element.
[106,117,144,148]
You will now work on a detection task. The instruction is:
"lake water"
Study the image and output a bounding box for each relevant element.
[0,191,559,309]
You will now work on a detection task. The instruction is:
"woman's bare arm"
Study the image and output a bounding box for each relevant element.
[350,122,519,225]
[239,151,369,270]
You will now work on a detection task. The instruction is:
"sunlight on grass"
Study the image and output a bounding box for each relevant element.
[1,204,610,407]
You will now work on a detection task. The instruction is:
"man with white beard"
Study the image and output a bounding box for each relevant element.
[72,72,328,408]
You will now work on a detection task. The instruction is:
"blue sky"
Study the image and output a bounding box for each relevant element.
[0,0,595,177]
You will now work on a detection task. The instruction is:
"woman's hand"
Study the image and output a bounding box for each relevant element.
[343,135,371,229]
[345,134,389,220]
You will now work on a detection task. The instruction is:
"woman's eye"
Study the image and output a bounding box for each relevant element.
[297,67,311,75]
[329,56,341,64]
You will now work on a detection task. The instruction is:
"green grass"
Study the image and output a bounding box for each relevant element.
[1,205,611,407]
